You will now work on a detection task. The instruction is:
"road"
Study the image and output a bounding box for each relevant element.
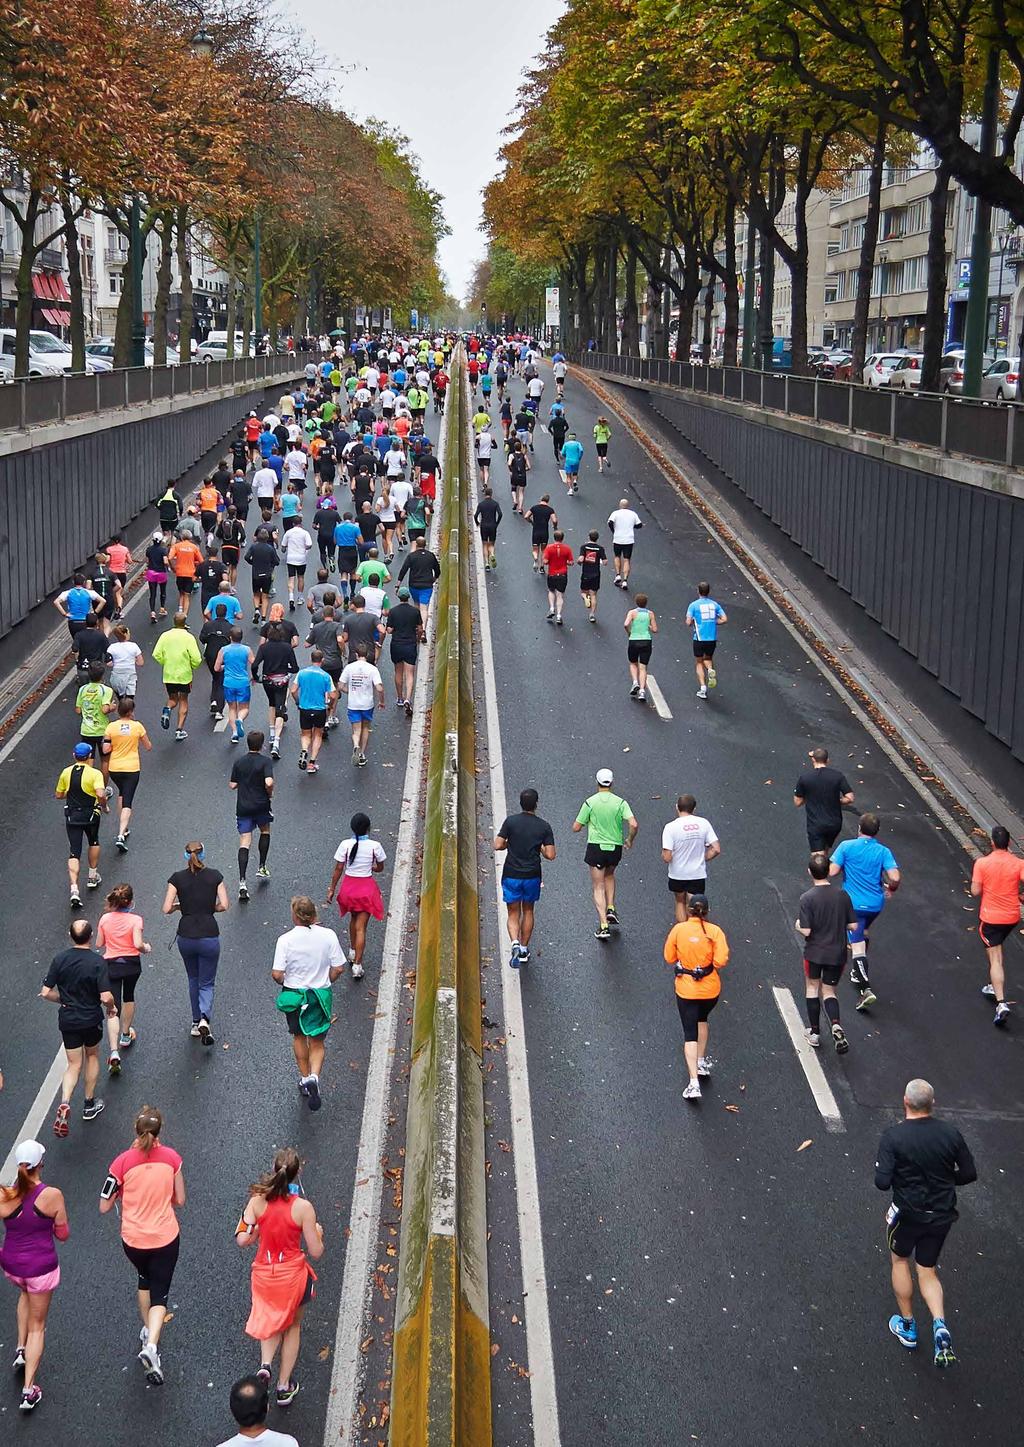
[475,362,1024,1447]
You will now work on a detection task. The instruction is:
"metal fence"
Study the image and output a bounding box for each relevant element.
[0,352,302,432]
[580,352,1024,470]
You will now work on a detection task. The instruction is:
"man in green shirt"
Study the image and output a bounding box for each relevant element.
[355,550,391,589]
[152,612,202,741]
[75,662,116,759]
[573,768,638,939]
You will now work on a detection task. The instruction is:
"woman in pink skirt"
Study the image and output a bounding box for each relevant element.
[326,811,386,981]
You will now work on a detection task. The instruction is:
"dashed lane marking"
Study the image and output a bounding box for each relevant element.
[645,674,673,720]
[772,986,845,1133]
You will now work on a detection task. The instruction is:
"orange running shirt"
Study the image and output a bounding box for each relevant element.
[972,850,1024,924]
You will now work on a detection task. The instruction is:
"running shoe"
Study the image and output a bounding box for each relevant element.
[238,881,250,901]
[138,1341,163,1385]
[256,865,271,880]
[697,686,708,699]
[276,1379,300,1406]
[509,942,522,970]
[198,1019,214,1046]
[589,613,596,623]
[13,1346,25,1371]
[351,961,364,980]
[190,1023,201,1038]
[256,1364,272,1384]
[831,1023,850,1054]
[160,705,171,730]
[82,1099,105,1121]
[19,1385,42,1412]
[306,1077,322,1112]
[682,1081,702,1101]
[115,834,128,853]
[546,610,555,621]
[87,871,101,890]
[270,742,281,760]
[518,946,531,964]
[556,615,563,626]
[595,924,611,940]
[209,701,218,715]
[229,727,240,744]
[637,688,646,702]
[404,700,413,719]
[606,907,620,927]
[994,1002,1010,1026]
[174,729,188,741]
[981,982,997,998]
[119,1030,136,1050]
[357,752,367,767]
[351,746,360,765]
[69,891,82,910]
[855,988,877,1010]
[933,1322,956,1367]
[697,1056,714,1077]
[140,1326,149,1347]
[307,762,319,775]
[805,1029,821,1048]
[299,750,308,771]
[214,711,224,722]
[52,1103,70,1137]
[889,1315,917,1349]
[107,1052,121,1077]
[707,666,717,688]
[629,682,640,697]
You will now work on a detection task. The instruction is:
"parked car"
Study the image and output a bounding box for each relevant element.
[862,353,905,387]
[937,349,996,395]
[979,356,1021,403]
[86,338,180,368]
[195,338,255,362]
[816,350,852,380]
[888,353,925,390]
[0,328,100,378]
[805,344,829,371]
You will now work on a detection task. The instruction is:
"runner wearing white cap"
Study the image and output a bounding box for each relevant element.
[572,770,638,939]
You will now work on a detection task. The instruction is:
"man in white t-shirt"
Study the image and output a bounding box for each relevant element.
[282,525,313,608]
[527,374,545,401]
[365,364,380,394]
[340,644,385,766]
[379,386,397,418]
[284,447,308,488]
[388,474,414,546]
[216,1374,299,1447]
[252,464,279,508]
[607,500,643,589]
[661,793,721,921]
[474,426,494,483]
[271,896,345,1108]
[360,582,389,621]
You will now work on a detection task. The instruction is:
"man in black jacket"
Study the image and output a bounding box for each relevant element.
[875,1078,977,1366]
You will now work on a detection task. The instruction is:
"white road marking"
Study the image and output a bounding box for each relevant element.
[213,715,229,733]
[469,463,563,1446]
[0,1052,67,1183]
[645,674,673,720]
[771,986,845,1132]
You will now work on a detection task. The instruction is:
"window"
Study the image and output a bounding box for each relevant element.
[109,274,120,295]
[902,255,928,292]
[827,239,840,256]
[824,281,839,305]
[851,220,865,249]
[883,209,904,239]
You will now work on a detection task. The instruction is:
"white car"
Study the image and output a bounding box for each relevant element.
[862,352,905,387]
[195,338,255,362]
[0,328,100,378]
[888,353,925,390]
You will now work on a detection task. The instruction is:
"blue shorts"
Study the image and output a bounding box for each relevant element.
[564,464,579,476]
[236,812,272,834]
[223,685,251,704]
[410,586,433,607]
[502,876,542,905]
[848,909,880,944]
[347,708,374,724]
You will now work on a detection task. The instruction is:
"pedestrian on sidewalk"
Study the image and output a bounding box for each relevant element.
[793,747,855,853]
[663,895,729,1100]
[271,896,346,1110]
[216,1374,299,1447]
[326,813,387,979]
[163,841,229,1045]
[686,582,727,700]
[876,1079,976,1366]
[661,795,720,922]
[495,788,556,967]
[152,612,202,741]
[970,824,1024,1027]
[0,1140,69,1413]
[40,919,115,1135]
[624,593,657,702]
[830,813,901,1011]
[572,769,638,939]
[795,853,852,1054]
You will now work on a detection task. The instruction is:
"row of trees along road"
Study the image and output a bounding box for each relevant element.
[0,0,450,376]
[482,0,1024,388]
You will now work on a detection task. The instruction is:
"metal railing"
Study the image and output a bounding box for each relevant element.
[0,351,302,432]
[580,352,1024,470]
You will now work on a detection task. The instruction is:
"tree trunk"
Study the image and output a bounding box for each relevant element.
[61,193,86,373]
[112,258,134,369]
[851,118,887,377]
[13,189,42,377]
[152,213,173,361]
[591,247,607,348]
[646,262,665,359]
[621,246,639,355]
[789,134,813,374]
[758,222,776,371]
[240,262,252,355]
[700,272,715,361]
[558,263,571,350]
[292,286,305,346]
[674,245,701,359]
[722,196,739,367]
[921,162,952,391]
[175,206,194,363]
[605,240,618,350]
[224,253,237,359]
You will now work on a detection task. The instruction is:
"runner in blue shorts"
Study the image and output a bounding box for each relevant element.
[560,433,584,495]
[215,627,255,745]
[686,581,728,699]
[830,812,901,1010]
[494,788,556,967]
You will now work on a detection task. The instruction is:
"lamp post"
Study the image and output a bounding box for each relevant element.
[994,228,1014,354]
[253,213,262,344]
[876,248,888,350]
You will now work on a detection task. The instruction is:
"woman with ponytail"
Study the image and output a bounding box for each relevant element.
[163,840,229,1045]
[326,812,386,980]
[0,1141,67,1412]
[100,1106,184,1386]
[236,1147,324,1408]
[663,894,730,1101]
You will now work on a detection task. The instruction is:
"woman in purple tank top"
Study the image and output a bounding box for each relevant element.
[0,1139,68,1414]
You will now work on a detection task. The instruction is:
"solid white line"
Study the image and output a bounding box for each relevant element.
[645,674,673,720]
[0,1052,66,1183]
[771,986,845,1133]
[213,716,229,733]
[469,461,563,1444]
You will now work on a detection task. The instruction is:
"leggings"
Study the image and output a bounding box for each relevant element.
[148,578,167,610]
[176,935,220,1023]
[318,539,336,568]
[122,1235,180,1307]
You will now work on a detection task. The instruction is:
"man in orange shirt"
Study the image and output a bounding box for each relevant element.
[197,479,223,542]
[970,825,1024,1026]
[663,895,729,1100]
[167,531,203,617]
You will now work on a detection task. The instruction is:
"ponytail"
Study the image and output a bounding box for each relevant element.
[349,812,371,866]
[0,1164,38,1203]
[251,1147,300,1201]
[134,1106,163,1153]
[184,841,205,873]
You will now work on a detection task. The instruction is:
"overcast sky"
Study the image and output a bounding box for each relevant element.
[280,0,564,302]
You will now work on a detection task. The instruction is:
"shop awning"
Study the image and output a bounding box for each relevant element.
[31,274,49,298]
[52,274,70,302]
[41,306,70,325]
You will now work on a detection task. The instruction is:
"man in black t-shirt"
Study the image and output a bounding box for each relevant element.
[495,788,556,967]
[525,495,557,571]
[794,747,855,852]
[341,596,382,664]
[795,852,855,1053]
[473,486,502,570]
[41,918,115,1134]
[229,729,274,900]
[385,588,423,715]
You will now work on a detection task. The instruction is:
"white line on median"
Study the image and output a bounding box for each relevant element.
[645,674,673,720]
[469,468,563,1447]
[771,986,845,1133]
[0,1052,67,1184]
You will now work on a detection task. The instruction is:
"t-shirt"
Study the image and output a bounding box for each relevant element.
[874,1118,977,1225]
[385,450,407,479]
[76,681,114,737]
[334,520,362,551]
[543,542,573,577]
[217,1427,298,1446]
[205,592,242,624]
[386,602,421,643]
[342,611,380,660]
[831,836,898,913]
[341,660,382,711]
[295,665,334,711]
[686,597,726,641]
[971,850,1024,924]
[528,502,556,540]
[152,628,201,684]
[578,540,606,576]
[361,585,389,619]
[794,767,853,833]
[167,868,224,939]
[476,431,494,458]
[798,883,856,967]
[333,836,387,878]
[608,508,641,545]
[389,479,414,512]
[398,549,440,590]
[661,814,718,880]
[253,465,278,498]
[75,627,108,670]
[245,541,280,576]
[284,450,308,482]
[230,751,273,817]
[219,642,252,690]
[43,947,109,1029]
[283,528,313,566]
[575,791,632,849]
[108,1143,182,1249]
[561,439,584,470]
[274,923,345,989]
[356,560,389,588]
[475,497,502,530]
[106,640,142,687]
[60,585,100,621]
[98,909,143,960]
[498,812,554,880]
[199,620,232,667]
[104,718,148,772]
[106,542,131,573]
[168,540,202,578]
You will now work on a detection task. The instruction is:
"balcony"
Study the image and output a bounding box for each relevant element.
[37,247,63,270]
[104,247,128,267]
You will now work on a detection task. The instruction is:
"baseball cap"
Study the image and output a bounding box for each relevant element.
[688,893,710,913]
[596,768,614,786]
[397,587,410,600]
[15,1140,44,1169]
[73,742,92,760]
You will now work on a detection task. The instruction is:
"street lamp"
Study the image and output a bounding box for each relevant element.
[876,248,888,350]
[995,228,1016,353]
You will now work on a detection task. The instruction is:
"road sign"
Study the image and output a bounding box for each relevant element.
[355,304,366,325]
[410,307,419,330]
[545,286,560,327]
[383,306,392,330]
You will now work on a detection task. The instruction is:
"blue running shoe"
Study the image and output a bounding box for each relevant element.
[889,1315,917,1349]
[508,942,521,970]
[933,1322,956,1367]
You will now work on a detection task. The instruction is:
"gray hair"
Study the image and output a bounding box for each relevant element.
[904,1079,934,1113]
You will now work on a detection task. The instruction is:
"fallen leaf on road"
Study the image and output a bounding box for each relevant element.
[490,1343,500,1357]
[797,1139,813,1152]
[724,1104,740,1113]
[318,1346,331,1360]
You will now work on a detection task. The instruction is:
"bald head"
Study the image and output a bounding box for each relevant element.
[903,1079,934,1115]
[619,498,629,509]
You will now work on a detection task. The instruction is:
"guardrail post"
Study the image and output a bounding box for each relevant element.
[813,376,820,421]
[1006,404,1016,467]
[784,373,790,415]
[59,374,67,422]
[759,370,765,407]
[94,371,100,415]
[148,366,154,404]
[889,388,897,440]
[847,383,855,433]
[18,380,26,430]
[122,369,129,410]
[940,393,949,452]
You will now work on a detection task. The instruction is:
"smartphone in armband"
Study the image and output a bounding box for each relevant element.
[100,1174,120,1201]
[235,1213,251,1237]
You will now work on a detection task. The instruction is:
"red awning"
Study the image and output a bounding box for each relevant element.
[31,274,48,298]
[41,306,69,326]
[52,274,70,301]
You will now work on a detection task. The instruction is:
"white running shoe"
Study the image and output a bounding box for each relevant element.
[682,1081,702,1101]
[697,1056,713,1077]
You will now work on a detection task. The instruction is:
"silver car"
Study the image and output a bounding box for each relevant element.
[979,356,1021,403]
[888,353,925,390]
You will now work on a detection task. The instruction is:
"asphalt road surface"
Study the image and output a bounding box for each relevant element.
[476,362,1024,1447]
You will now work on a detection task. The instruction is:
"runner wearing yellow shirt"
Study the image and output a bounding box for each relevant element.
[593,417,612,473]
[101,698,152,851]
[151,614,202,741]
[472,407,491,434]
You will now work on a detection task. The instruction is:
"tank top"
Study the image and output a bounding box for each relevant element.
[255,1194,304,1264]
[0,1183,58,1276]
[628,608,653,642]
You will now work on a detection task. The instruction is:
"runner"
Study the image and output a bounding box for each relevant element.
[326,812,387,978]
[548,406,569,464]
[542,529,574,626]
[167,530,203,618]
[795,853,853,1053]
[244,530,280,628]
[593,415,613,471]
[559,432,584,494]
[333,512,362,603]
[508,441,529,514]
[102,697,151,852]
[970,825,1024,1026]
[55,743,108,907]
[156,482,183,542]
[215,508,246,587]
[290,650,337,775]
[163,842,229,1043]
[572,769,638,938]
[89,551,119,633]
[474,485,503,570]
[607,500,642,589]
[576,530,606,622]
[106,623,144,700]
[0,1139,68,1412]
[105,534,132,617]
[794,747,856,853]
[494,788,556,967]
[54,573,106,642]
[526,494,557,572]
[230,730,275,901]
[252,625,299,760]
[552,354,568,399]
[145,533,170,623]
[198,477,224,542]
[474,423,494,485]
[661,795,721,922]
[281,517,314,613]
[624,593,657,701]
[236,1147,325,1405]
[385,588,422,717]
[340,595,382,665]
[74,662,116,759]
[200,603,232,722]
[100,1106,184,1386]
[663,895,729,1100]
[204,578,244,627]
[217,1375,300,1447]
[271,897,346,1110]
[876,1080,976,1366]
[313,496,339,573]
[339,645,385,768]
[829,814,901,1011]
[397,537,441,633]
[686,582,728,700]
[40,919,114,1132]
[152,613,202,741]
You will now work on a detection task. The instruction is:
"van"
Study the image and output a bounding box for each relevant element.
[204,331,245,349]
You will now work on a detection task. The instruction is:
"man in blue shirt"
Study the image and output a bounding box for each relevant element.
[215,627,254,743]
[686,581,728,699]
[204,582,243,626]
[559,433,584,494]
[267,447,284,485]
[258,425,276,461]
[333,514,362,605]
[55,574,106,640]
[290,649,337,775]
[830,813,901,1010]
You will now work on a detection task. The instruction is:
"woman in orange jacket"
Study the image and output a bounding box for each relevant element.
[663,894,729,1100]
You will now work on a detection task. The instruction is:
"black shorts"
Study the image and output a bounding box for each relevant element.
[595,442,608,457]
[299,708,327,730]
[692,639,717,658]
[175,577,195,594]
[676,994,718,1041]
[283,517,300,533]
[337,548,359,573]
[165,682,191,699]
[252,574,272,594]
[122,1235,180,1308]
[612,542,633,558]
[804,958,844,987]
[627,641,652,664]
[580,572,601,593]
[77,736,104,759]
[585,843,622,870]
[807,827,841,854]
[66,817,100,856]
[887,1215,951,1268]
[60,1023,102,1051]
[262,681,289,710]
[108,771,140,808]
[479,529,497,544]
[669,877,706,895]
[108,965,142,1009]
[222,546,240,565]
[979,920,1017,948]
[548,574,567,593]
[390,641,418,665]
[287,563,306,576]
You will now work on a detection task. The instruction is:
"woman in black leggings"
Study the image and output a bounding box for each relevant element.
[145,533,169,622]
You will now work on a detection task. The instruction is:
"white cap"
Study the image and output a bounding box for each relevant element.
[596,768,614,786]
[15,1140,44,1169]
